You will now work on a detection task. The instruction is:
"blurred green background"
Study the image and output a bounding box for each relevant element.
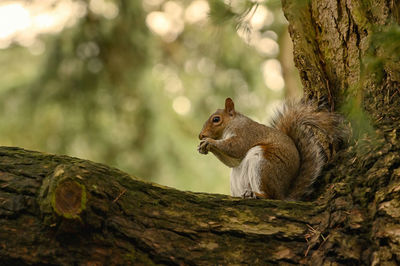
[0,0,300,194]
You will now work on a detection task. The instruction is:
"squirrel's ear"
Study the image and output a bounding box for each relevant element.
[225,98,235,116]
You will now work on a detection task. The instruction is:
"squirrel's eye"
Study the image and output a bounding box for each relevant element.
[212,116,221,123]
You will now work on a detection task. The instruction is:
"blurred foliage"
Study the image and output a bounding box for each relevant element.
[365,25,400,83]
[0,0,300,194]
[342,24,400,142]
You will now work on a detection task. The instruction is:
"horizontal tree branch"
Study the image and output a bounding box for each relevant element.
[0,146,320,265]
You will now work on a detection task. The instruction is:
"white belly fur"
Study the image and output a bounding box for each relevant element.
[230,146,264,197]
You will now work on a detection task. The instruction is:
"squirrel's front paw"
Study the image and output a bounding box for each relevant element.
[198,138,213,154]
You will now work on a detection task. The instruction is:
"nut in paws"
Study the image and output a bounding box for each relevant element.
[198,138,212,154]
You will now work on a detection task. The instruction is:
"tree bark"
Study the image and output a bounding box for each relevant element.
[281,0,400,265]
[1,0,400,265]
[1,146,319,265]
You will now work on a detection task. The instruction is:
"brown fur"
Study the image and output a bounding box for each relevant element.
[198,98,346,200]
[270,101,347,199]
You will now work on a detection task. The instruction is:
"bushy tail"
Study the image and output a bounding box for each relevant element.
[270,101,347,200]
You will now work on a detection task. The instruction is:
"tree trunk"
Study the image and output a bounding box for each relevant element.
[1,0,400,265]
[281,0,400,265]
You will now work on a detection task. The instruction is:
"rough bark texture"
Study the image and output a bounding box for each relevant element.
[282,0,400,265]
[1,147,319,265]
[1,0,400,265]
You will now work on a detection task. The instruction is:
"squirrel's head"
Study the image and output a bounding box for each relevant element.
[198,98,236,140]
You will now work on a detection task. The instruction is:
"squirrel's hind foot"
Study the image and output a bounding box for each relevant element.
[241,190,269,199]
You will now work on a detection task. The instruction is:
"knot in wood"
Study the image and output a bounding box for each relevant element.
[54,180,85,218]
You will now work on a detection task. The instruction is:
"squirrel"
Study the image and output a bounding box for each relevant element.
[197,98,346,200]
